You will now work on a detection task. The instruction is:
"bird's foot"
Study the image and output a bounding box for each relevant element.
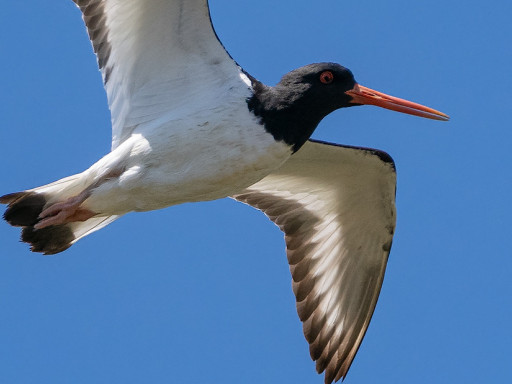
[35,193,96,229]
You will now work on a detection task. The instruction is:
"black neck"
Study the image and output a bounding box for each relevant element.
[246,77,323,153]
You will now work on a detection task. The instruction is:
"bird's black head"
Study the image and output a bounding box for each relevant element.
[247,62,449,152]
[276,62,357,113]
[247,62,359,152]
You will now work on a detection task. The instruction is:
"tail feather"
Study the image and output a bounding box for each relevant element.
[21,225,75,255]
[2,176,120,255]
[2,192,47,227]
[70,215,120,242]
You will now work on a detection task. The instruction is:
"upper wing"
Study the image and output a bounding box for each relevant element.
[72,0,238,148]
[232,139,397,383]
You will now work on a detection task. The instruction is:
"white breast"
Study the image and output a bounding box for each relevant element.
[81,75,292,214]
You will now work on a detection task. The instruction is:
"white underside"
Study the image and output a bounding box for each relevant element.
[66,88,291,215]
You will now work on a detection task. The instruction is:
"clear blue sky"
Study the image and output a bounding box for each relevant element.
[1,1,511,383]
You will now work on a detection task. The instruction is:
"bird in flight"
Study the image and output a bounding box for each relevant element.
[1,1,448,382]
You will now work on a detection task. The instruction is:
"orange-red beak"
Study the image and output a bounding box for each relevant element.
[346,84,449,121]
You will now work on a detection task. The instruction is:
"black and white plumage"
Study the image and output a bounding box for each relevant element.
[1,1,448,382]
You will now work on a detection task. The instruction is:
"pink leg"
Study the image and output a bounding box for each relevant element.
[33,168,124,230]
[34,191,96,229]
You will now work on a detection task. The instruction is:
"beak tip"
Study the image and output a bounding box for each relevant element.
[434,112,450,121]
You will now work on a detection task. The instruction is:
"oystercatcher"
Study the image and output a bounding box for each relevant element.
[1,1,448,382]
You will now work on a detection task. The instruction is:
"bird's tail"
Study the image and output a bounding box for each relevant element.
[1,174,120,255]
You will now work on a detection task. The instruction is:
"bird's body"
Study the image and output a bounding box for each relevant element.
[64,73,291,215]
[1,0,448,382]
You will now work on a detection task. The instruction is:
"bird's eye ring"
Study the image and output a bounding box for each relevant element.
[319,71,334,84]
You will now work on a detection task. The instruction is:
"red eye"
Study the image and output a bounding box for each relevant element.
[320,71,334,84]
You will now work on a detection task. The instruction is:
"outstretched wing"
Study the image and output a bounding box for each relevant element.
[72,0,238,148]
[233,139,397,383]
